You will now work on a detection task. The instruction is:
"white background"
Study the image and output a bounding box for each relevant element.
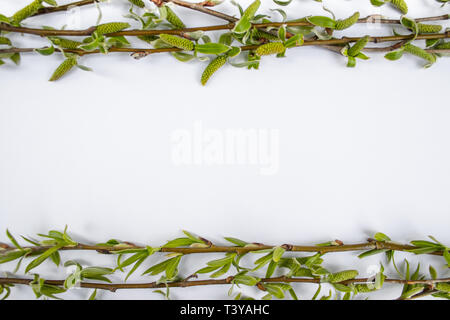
[0,0,449,300]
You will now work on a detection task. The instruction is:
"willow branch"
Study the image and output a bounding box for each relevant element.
[1,32,449,58]
[2,20,449,39]
[33,0,99,17]
[0,276,448,293]
[29,0,450,26]
[152,0,238,23]
[0,240,444,256]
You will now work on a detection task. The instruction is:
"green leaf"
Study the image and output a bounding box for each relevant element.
[233,274,260,286]
[25,245,64,273]
[165,255,182,279]
[429,265,438,279]
[374,232,391,242]
[6,230,22,250]
[195,43,231,55]
[35,46,55,56]
[0,249,28,264]
[164,238,196,248]
[224,237,248,247]
[264,283,285,299]
[272,247,285,263]
[307,16,336,29]
[88,289,97,300]
[358,249,387,259]
[400,287,424,299]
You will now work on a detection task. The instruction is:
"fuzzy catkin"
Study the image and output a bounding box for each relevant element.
[50,37,82,50]
[436,282,450,293]
[403,43,436,63]
[96,22,131,35]
[49,57,77,81]
[389,0,408,14]
[255,42,285,56]
[335,12,360,31]
[417,23,443,34]
[128,0,145,8]
[253,29,280,41]
[11,0,42,24]
[159,34,194,51]
[435,42,450,50]
[165,6,186,29]
[328,270,359,283]
[201,56,227,86]
[355,284,376,293]
[348,36,369,57]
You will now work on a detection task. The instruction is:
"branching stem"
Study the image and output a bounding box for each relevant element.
[0,276,448,292]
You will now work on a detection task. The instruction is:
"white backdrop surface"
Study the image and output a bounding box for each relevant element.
[0,0,449,300]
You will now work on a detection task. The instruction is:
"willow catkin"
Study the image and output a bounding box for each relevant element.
[389,0,408,14]
[159,34,194,51]
[417,23,443,34]
[335,12,360,31]
[49,57,78,82]
[255,42,285,56]
[96,22,131,35]
[328,270,359,283]
[347,35,370,57]
[49,37,83,50]
[252,29,280,41]
[165,6,186,29]
[128,0,145,8]
[11,0,42,24]
[201,56,227,86]
[403,43,436,63]
[435,42,450,50]
[355,284,376,293]
[436,282,450,293]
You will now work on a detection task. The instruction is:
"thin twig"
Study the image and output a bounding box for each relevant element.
[0,276,448,293]
[0,240,444,256]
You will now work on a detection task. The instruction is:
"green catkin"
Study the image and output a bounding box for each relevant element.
[355,284,377,293]
[435,42,450,50]
[403,43,436,63]
[389,0,408,14]
[95,22,131,35]
[252,29,280,41]
[165,6,186,29]
[11,0,42,24]
[159,34,194,51]
[255,42,285,56]
[49,37,83,50]
[49,57,77,81]
[128,0,145,8]
[348,35,370,57]
[335,12,360,31]
[417,23,443,34]
[328,270,359,283]
[201,56,227,86]
[436,282,450,293]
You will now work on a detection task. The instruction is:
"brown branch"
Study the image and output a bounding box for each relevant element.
[2,20,449,41]
[33,0,99,17]
[0,239,444,256]
[0,276,448,293]
[1,32,449,58]
[152,0,238,23]
[29,0,450,26]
